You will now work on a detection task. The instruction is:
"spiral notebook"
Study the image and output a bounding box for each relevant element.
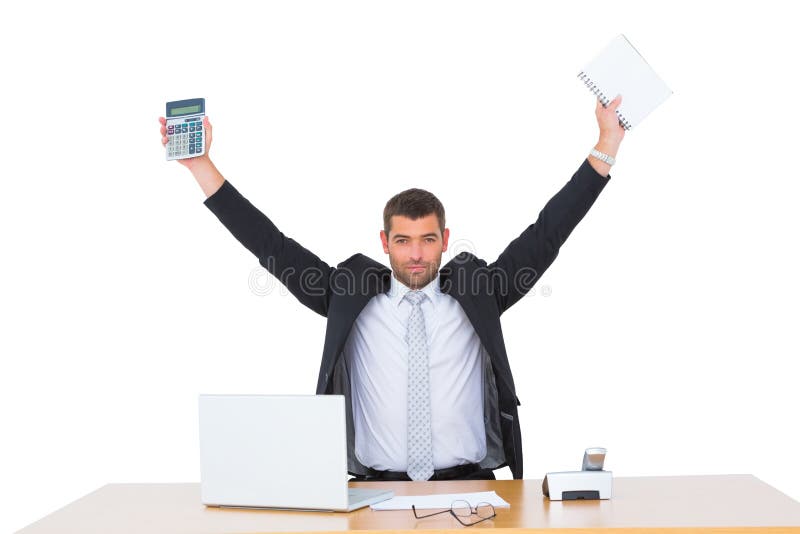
[578,34,672,130]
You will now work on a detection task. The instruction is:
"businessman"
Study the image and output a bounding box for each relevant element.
[159,95,625,481]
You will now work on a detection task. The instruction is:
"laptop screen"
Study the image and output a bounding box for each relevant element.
[199,394,350,510]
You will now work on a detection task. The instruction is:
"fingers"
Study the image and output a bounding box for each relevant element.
[203,116,212,145]
[597,95,622,111]
[159,117,168,146]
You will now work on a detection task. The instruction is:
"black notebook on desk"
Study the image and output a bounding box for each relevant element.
[578,34,673,130]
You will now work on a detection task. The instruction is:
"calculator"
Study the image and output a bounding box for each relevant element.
[165,98,205,161]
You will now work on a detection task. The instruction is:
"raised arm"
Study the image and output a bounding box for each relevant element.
[159,116,334,317]
[488,96,625,313]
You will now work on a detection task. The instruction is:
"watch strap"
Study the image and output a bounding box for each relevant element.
[590,148,616,166]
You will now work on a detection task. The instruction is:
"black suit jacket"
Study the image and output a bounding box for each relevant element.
[204,158,611,479]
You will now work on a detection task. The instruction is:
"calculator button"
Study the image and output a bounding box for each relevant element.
[189,126,195,132]
[189,146,195,154]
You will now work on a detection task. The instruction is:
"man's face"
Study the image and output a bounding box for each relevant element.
[380,214,450,290]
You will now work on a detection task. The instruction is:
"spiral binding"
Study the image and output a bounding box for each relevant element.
[577,72,632,130]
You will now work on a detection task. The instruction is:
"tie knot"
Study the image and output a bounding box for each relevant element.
[404,290,426,306]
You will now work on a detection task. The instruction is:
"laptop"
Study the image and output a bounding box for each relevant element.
[198,394,394,512]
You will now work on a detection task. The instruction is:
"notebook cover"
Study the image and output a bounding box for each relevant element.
[578,34,672,130]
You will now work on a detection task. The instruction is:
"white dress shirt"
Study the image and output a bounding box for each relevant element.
[344,272,486,471]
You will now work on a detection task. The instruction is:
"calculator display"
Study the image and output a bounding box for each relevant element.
[170,104,201,116]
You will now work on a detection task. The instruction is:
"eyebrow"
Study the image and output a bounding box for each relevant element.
[393,233,439,240]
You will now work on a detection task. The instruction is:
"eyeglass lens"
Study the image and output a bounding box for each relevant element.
[451,500,495,519]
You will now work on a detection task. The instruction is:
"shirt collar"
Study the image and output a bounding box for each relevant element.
[389,272,441,309]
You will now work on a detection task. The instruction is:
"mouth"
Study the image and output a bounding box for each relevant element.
[408,265,426,273]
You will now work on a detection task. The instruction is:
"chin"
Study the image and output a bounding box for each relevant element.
[411,273,435,288]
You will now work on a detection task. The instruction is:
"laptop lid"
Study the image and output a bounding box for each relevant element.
[199,394,352,511]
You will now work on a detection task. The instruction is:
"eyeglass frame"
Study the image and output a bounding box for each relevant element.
[412,500,496,527]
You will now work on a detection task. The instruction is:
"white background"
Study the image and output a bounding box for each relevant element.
[2,1,799,531]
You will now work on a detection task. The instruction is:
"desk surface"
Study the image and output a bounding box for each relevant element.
[18,475,800,533]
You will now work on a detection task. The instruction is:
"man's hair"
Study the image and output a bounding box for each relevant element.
[383,188,446,237]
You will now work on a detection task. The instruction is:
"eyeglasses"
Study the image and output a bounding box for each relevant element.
[412,500,496,527]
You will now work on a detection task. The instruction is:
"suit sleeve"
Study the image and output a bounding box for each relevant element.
[488,158,611,314]
[203,180,334,317]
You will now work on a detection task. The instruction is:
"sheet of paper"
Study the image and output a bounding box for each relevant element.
[370,490,510,511]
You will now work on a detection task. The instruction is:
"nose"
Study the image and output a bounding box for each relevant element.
[410,242,423,260]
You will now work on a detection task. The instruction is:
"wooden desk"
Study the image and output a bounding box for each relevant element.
[17,475,800,533]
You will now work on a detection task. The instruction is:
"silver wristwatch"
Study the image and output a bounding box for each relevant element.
[590,148,616,166]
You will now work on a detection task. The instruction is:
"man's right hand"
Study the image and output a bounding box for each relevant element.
[159,115,214,171]
[160,115,225,198]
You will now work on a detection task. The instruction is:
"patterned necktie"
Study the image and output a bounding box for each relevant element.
[404,290,434,481]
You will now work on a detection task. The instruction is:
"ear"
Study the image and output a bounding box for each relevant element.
[441,228,450,252]
[380,230,390,254]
